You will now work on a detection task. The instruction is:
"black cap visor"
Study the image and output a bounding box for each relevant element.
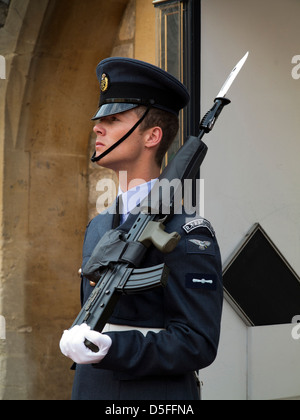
[92,103,139,120]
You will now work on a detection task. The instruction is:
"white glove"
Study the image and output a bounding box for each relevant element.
[59,323,112,364]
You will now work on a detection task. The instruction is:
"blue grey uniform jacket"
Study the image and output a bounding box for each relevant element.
[71,208,223,400]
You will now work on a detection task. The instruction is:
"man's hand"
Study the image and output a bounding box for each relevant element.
[59,323,112,364]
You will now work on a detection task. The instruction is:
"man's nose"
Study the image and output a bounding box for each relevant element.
[93,122,105,136]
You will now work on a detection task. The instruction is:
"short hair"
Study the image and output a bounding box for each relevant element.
[134,106,179,167]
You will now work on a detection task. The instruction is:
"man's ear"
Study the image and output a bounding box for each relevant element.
[144,126,163,149]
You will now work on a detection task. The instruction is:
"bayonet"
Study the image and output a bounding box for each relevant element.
[200,52,249,133]
[216,52,249,98]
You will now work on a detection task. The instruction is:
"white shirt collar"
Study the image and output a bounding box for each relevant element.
[118,179,158,223]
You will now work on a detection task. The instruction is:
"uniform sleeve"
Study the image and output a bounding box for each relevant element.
[95,220,223,378]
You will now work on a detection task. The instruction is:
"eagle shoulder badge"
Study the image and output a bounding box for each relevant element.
[189,239,211,250]
[186,236,215,255]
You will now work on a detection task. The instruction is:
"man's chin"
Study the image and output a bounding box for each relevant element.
[94,155,112,169]
[94,151,104,163]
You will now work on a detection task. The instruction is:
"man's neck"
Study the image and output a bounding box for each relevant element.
[117,167,160,192]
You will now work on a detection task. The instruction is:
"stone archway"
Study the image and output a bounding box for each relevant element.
[1,0,129,400]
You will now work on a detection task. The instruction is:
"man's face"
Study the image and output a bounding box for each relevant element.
[93,109,144,171]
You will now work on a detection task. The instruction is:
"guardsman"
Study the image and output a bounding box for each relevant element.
[60,57,223,400]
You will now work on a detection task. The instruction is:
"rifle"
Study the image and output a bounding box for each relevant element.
[71,53,249,352]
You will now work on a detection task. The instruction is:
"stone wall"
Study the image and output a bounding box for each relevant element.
[0,0,156,400]
[0,0,129,400]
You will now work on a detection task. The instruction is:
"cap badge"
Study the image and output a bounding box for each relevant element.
[100,73,109,92]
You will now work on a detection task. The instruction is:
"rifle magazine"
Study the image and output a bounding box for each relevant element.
[121,263,169,294]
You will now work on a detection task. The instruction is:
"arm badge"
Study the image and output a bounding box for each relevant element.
[182,218,215,237]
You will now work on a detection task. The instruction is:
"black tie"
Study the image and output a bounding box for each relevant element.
[112,195,123,228]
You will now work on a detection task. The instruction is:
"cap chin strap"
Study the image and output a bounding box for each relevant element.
[91,107,151,163]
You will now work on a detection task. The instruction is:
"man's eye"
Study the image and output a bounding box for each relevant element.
[97,116,119,124]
